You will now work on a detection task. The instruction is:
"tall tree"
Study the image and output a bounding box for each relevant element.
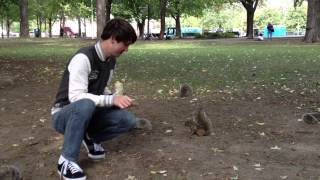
[167,0,208,38]
[168,0,181,38]
[159,0,167,40]
[19,0,29,37]
[0,0,19,38]
[113,0,149,38]
[62,0,91,37]
[239,0,259,39]
[45,0,62,37]
[304,0,320,42]
[29,0,46,37]
[106,0,113,22]
[96,0,106,38]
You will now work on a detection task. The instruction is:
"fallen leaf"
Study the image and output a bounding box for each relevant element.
[158,170,167,174]
[233,165,238,171]
[253,163,261,167]
[270,146,281,150]
[211,147,224,153]
[125,175,137,180]
[165,129,173,134]
[256,122,265,126]
[39,118,46,123]
[259,132,265,136]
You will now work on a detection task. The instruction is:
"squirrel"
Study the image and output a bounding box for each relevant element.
[114,81,124,95]
[185,106,213,136]
[0,165,22,180]
[179,84,193,97]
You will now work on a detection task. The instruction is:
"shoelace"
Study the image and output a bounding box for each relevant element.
[60,160,83,180]
[93,143,104,152]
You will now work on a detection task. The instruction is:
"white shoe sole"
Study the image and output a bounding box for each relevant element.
[57,170,86,180]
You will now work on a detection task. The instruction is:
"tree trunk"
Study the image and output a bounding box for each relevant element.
[19,0,29,37]
[246,9,254,39]
[49,17,52,38]
[39,17,42,37]
[159,0,167,40]
[59,12,65,29]
[44,18,47,34]
[106,0,112,22]
[147,4,150,37]
[240,0,259,39]
[175,15,181,38]
[137,19,145,39]
[1,19,4,39]
[83,17,87,38]
[78,16,81,38]
[96,0,106,39]
[304,0,320,42]
[173,0,181,38]
[6,18,10,38]
[36,16,39,29]
[60,14,66,29]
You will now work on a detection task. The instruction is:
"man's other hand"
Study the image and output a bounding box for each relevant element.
[113,95,133,109]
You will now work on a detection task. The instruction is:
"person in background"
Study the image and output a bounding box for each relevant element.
[267,22,274,41]
[257,32,264,41]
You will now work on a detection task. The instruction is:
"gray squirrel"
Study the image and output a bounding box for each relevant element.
[0,165,22,180]
[179,84,193,97]
[185,106,214,136]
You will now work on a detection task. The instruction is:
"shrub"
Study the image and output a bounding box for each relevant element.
[203,32,236,39]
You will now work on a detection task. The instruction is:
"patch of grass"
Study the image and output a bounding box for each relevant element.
[0,38,92,61]
[118,40,320,96]
[1,38,320,97]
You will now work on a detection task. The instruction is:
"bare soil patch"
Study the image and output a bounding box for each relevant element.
[1,59,320,180]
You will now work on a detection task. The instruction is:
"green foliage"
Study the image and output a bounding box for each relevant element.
[203,32,236,39]
[28,0,62,29]
[286,5,307,31]
[113,0,158,22]
[112,4,132,20]
[255,7,283,29]
[167,0,208,18]
[0,0,19,22]
[180,16,201,27]
[194,33,204,38]
[200,4,245,30]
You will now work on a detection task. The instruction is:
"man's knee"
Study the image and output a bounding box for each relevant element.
[75,99,96,114]
[121,111,136,129]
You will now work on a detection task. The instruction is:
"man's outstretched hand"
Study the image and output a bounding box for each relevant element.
[113,95,133,109]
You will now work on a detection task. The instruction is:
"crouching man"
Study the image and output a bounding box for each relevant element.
[51,18,150,180]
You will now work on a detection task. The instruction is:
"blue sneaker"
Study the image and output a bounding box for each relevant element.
[82,134,105,160]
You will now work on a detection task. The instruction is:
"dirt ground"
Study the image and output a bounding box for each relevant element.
[1,59,320,180]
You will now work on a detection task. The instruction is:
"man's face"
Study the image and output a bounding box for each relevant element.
[112,40,131,57]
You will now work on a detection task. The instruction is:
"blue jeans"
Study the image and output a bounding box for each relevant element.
[268,31,272,40]
[52,99,136,162]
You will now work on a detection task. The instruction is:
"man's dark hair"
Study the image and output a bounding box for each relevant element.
[101,18,137,44]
